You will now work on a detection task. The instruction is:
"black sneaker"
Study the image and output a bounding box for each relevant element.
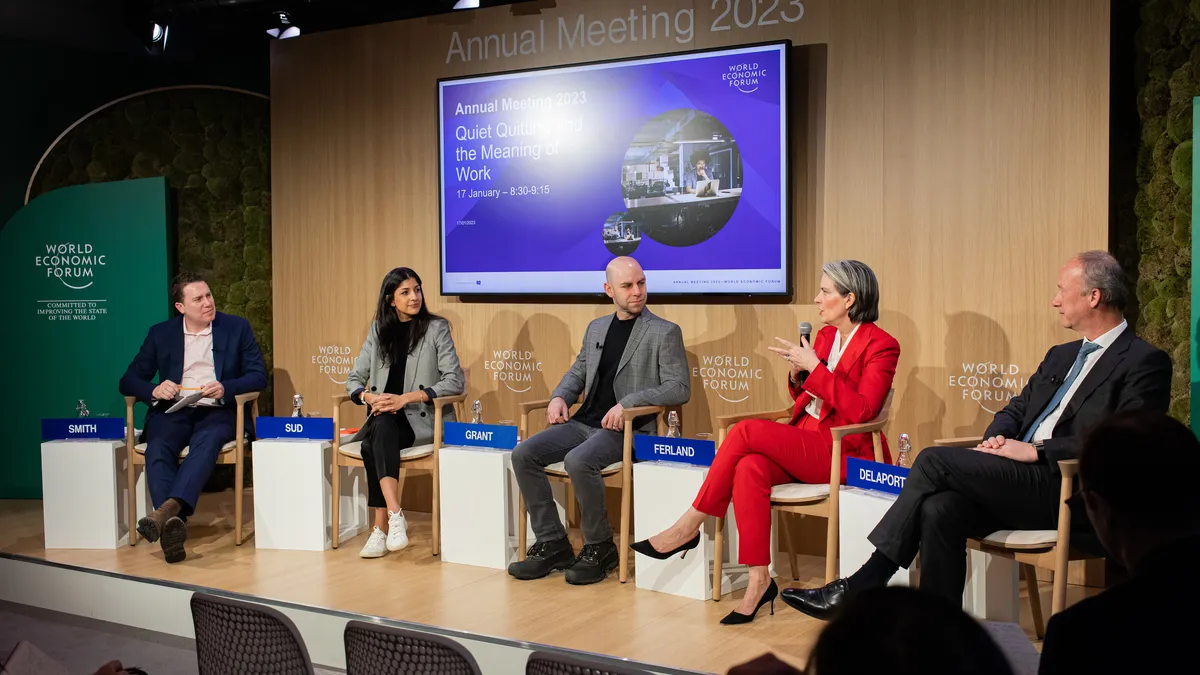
[507,538,574,580]
[564,540,618,585]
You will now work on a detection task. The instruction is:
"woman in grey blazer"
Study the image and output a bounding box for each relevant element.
[346,267,464,558]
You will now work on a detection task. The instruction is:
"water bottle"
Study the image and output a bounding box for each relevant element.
[666,411,680,438]
[897,433,911,468]
[471,399,482,424]
[291,394,304,418]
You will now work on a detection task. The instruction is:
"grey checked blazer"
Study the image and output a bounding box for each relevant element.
[552,308,690,433]
[346,318,464,445]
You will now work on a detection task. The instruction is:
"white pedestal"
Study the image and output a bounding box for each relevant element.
[838,487,915,586]
[41,440,128,549]
[439,446,520,569]
[633,461,775,601]
[838,486,1018,620]
[253,439,368,551]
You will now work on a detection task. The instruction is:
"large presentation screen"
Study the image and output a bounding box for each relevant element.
[438,41,789,296]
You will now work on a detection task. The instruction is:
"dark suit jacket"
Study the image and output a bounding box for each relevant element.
[984,326,1171,473]
[119,312,268,412]
[1038,536,1200,674]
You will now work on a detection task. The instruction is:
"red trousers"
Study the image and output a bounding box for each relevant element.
[692,417,830,566]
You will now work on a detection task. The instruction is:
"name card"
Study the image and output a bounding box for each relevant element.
[634,435,716,466]
[256,416,335,440]
[846,457,910,496]
[41,418,124,441]
[444,422,518,450]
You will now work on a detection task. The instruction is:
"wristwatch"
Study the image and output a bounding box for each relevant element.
[1033,440,1045,458]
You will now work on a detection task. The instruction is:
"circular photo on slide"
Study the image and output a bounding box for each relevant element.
[620,109,743,247]
[602,211,641,256]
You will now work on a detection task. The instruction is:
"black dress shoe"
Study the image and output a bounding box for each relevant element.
[565,540,618,585]
[630,533,701,560]
[720,579,778,625]
[160,516,188,564]
[779,579,850,620]
[508,538,574,580]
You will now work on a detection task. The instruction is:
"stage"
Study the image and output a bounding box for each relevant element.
[0,493,1075,673]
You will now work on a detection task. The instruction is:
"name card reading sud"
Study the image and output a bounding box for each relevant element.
[255,417,335,440]
[41,418,124,441]
[443,422,518,450]
[633,435,716,467]
[845,457,910,496]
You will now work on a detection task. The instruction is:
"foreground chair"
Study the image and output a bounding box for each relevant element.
[711,391,894,599]
[516,402,671,583]
[330,370,470,554]
[124,392,261,546]
[934,436,1089,638]
[190,592,313,675]
[344,620,481,675]
[526,651,652,675]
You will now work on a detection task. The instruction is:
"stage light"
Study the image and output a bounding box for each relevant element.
[146,22,169,54]
[266,11,301,39]
[453,1,482,9]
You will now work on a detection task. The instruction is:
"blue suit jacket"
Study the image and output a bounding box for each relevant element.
[119,312,267,410]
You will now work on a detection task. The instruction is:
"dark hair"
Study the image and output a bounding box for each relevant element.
[373,268,442,368]
[810,587,1013,675]
[171,271,208,304]
[1081,411,1200,529]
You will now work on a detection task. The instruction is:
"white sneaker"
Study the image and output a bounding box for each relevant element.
[359,527,388,558]
[386,510,409,551]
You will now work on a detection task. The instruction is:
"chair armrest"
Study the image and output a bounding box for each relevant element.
[234,391,261,406]
[1057,458,1079,479]
[332,393,351,405]
[433,391,469,407]
[934,436,982,448]
[519,398,553,414]
[715,407,793,431]
[830,417,889,441]
[621,405,664,420]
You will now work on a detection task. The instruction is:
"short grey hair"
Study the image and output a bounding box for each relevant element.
[822,260,880,323]
[1075,250,1130,312]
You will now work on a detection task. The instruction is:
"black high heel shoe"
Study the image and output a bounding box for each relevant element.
[629,533,701,560]
[720,579,778,625]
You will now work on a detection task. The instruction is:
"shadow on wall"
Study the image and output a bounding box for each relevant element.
[28,86,274,414]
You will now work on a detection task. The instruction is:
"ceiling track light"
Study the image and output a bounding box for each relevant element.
[266,10,300,39]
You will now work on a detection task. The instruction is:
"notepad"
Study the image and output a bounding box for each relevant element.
[165,391,206,413]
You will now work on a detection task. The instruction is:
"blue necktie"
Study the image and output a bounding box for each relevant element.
[1021,342,1102,442]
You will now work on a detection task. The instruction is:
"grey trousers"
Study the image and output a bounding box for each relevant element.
[512,419,624,545]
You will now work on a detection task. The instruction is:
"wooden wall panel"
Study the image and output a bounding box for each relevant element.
[271,0,1109,514]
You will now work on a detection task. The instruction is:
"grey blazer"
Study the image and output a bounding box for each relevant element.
[346,318,465,445]
[552,308,690,433]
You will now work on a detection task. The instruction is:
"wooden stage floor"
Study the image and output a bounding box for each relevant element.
[0,493,1076,673]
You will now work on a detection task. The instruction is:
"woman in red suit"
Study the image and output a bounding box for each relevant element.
[632,260,900,624]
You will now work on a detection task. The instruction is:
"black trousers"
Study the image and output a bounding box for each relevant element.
[359,413,416,509]
[867,446,1081,604]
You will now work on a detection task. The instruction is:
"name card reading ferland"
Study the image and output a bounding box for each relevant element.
[633,435,716,467]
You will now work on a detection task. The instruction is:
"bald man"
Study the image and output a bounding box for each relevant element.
[509,257,690,585]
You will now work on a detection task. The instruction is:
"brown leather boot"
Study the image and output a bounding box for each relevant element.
[136,498,181,543]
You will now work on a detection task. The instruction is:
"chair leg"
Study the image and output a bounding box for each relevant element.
[234,449,245,546]
[565,483,577,529]
[713,517,724,601]
[1051,558,1069,615]
[824,508,839,584]
[518,493,528,561]
[126,455,138,547]
[1023,564,1045,639]
[618,485,631,583]
[779,510,800,581]
[431,464,441,557]
[331,459,341,549]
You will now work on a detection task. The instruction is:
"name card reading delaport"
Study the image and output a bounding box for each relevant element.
[255,416,335,440]
[634,435,716,467]
[846,457,910,496]
[444,422,518,450]
[41,418,124,441]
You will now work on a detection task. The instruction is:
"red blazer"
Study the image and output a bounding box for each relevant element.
[788,322,900,477]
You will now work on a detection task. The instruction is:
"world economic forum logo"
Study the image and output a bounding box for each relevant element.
[692,354,764,404]
[34,242,106,290]
[950,361,1029,415]
[722,61,767,94]
[484,349,542,393]
[313,344,354,385]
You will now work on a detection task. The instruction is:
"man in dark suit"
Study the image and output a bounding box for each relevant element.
[1038,411,1200,674]
[119,272,267,563]
[782,250,1172,615]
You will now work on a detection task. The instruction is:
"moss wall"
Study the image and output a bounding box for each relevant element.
[29,87,274,414]
[1136,0,1194,423]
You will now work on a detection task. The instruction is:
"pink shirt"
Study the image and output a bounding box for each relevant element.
[182,323,219,406]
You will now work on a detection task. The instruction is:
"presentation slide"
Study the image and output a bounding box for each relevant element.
[438,41,789,296]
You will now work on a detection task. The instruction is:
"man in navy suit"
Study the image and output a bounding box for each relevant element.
[119,272,266,563]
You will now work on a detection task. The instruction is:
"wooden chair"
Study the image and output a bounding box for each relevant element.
[933,436,1087,638]
[711,390,894,600]
[124,392,261,546]
[330,370,470,554]
[516,402,670,584]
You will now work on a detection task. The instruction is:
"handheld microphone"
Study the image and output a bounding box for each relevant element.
[793,322,814,387]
